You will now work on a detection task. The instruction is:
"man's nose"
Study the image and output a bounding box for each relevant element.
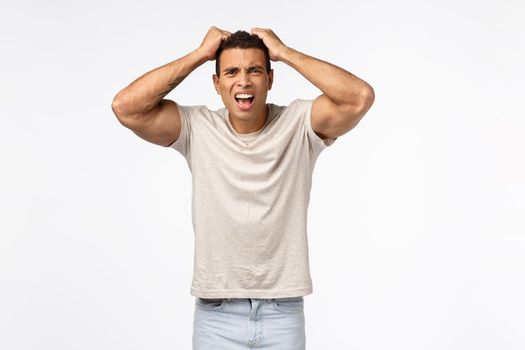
[237,71,251,87]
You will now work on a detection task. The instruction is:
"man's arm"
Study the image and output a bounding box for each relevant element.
[111,26,231,147]
[251,28,375,140]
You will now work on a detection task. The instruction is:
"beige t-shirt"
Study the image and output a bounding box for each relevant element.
[169,99,336,298]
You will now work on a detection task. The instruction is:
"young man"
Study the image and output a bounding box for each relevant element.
[112,26,374,350]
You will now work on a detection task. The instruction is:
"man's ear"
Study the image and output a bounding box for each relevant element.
[267,69,274,91]
[213,74,220,94]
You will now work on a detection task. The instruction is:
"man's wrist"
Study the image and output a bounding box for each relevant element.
[190,47,213,65]
[277,46,296,65]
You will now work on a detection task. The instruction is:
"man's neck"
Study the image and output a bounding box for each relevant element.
[228,104,269,134]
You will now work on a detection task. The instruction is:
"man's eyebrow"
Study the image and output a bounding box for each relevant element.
[223,65,265,73]
[223,67,239,73]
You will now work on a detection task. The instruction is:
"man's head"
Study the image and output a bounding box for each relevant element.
[215,31,271,76]
[213,30,274,128]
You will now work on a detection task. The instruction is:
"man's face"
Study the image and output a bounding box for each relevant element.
[213,48,273,121]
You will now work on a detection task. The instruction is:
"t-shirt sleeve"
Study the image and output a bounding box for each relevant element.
[298,99,337,158]
[167,103,192,159]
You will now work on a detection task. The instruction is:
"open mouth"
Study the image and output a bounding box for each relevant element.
[234,93,255,110]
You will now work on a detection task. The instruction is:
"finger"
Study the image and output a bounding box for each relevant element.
[213,26,230,37]
[219,30,231,40]
[251,30,264,38]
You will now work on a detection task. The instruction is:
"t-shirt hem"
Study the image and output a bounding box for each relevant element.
[166,102,186,149]
[190,286,313,299]
[302,98,337,148]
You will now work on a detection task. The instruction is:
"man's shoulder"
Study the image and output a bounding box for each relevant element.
[177,103,222,113]
[265,99,314,130]
[272,98,313,108]
[176,103,226,122]
[270,98,313,115]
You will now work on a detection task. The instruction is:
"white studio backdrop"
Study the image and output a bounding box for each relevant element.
[1,0,524,349]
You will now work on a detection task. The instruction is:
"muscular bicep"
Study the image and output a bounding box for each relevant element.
[121,99,182,147]
[311,94,361,140]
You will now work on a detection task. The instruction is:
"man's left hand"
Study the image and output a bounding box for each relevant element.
[251,28,288,62]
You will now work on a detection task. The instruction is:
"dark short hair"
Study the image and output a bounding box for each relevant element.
[215,30,271,76]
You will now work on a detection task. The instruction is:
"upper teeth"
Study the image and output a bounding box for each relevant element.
[235,93,253,99]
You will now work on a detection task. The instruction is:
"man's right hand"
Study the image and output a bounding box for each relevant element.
[198,26,232,61]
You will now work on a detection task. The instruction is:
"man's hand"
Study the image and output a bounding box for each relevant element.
[198,26,232,61]
[251,28,288,61]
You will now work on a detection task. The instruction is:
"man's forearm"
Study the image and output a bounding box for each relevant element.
[112,48,208,117]
[279,47,373,108]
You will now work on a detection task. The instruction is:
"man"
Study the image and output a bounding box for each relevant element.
[112,26,374,350]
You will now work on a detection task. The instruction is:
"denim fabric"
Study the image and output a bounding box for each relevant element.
[192,297,306,349]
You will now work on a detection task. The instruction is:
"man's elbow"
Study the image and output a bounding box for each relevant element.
[341,85,375,115]
[111,96,122,116]
[355,85,375,119]
[361,84,375,109]
[341,86,375,126]
[111,94,133,126]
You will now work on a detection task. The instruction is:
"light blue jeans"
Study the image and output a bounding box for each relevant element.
[192,296,306,349]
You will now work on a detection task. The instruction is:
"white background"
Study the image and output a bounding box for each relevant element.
[1,0,524,349]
